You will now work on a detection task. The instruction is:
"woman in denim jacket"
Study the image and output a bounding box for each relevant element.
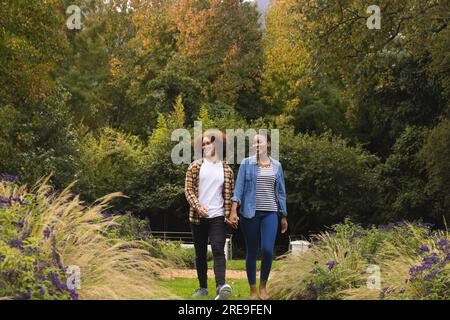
[228,132,288,300]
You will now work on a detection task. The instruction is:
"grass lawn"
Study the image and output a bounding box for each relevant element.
[208,259,281,270]
[159,277,252,300]
[160,259,283,300]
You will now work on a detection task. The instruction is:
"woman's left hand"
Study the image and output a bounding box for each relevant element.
[280,217,288,234]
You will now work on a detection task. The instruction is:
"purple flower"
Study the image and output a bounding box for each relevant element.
[0,173,18,182]
[49,272,64,292]
[306,282,316,290]
[22,290,31,300]
[325,261,335,271]
[43,226,54,239]
[437,239,449,252]
[420,245,429,253]
[16,219,24,228]
[431,270,442,276]
[8,238,23,249]
[68,289,79,300]
[43,228,51,239]
[310,269,318,274]
[36,286,45,296]
[423,255,439,265]
[424,274,433,281]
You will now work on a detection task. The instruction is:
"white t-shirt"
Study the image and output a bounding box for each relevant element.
[198,159,225,219]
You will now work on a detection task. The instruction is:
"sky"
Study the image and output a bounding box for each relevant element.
[246,0,271,26]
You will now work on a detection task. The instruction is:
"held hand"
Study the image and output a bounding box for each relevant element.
[197,206,208,217]
[280,217,288,234]
[226,213,239,229]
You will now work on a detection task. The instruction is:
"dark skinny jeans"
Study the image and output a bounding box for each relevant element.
[190,216,227,289]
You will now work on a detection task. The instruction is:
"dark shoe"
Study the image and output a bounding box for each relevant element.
[192,287,209,298]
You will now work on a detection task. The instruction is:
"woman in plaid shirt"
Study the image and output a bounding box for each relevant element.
[185,129,236,300]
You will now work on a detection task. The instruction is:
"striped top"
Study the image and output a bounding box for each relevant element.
[255,165,278,212]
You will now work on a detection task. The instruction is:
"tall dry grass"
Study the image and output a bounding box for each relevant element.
[269,222,449,300]
[2,177,177,299]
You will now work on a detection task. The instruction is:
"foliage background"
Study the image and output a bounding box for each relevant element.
[0,0,448,253]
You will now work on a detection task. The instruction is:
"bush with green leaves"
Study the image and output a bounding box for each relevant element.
[74,127,144,205]
[279,128,382,234]
[148,239,213,269]
[417,117,450,221]
[375,125,448,226]
[104,212,152,241]
[0,85,79,190]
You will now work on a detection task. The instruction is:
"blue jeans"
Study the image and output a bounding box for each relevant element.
[240,211,278,286]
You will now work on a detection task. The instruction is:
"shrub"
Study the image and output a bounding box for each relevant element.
[269,219,449,300]
[75,127,144,205]
[104,212,152,241]
[0,176,176,300]
[0,177,75,299]
[148,239,213,269]
[280,128,381,234]
[0,85,79,189]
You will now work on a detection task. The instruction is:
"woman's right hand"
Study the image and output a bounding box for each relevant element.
[197,206,208,217]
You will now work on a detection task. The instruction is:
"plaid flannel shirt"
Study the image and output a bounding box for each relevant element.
[185,159,234,225]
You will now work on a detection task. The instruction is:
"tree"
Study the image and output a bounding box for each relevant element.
[128,96,189,229]
[375,126,443,225]
[171,0,263,107]
[261,0,313,117]
[59,0,136,131]
[284,0,449,157]
[279,128,381,234]
[0,85,79,188]
[0,1,68,106]
[418,117,450,222]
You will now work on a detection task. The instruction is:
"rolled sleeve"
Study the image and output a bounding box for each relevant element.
[231,160,246,206]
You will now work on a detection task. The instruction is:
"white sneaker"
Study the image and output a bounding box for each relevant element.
[215,284,232,300]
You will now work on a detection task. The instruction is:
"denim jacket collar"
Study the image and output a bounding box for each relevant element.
[248,155,280,174]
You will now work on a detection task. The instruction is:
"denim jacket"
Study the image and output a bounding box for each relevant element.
[231,155,287,219]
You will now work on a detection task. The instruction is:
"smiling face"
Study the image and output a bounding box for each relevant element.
[202,136,215,158]
[253,134,270,156]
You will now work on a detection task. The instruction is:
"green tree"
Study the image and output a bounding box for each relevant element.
[0,0,68,106]
[279,128,381,234]
[418,118,450,222]
[375,126,443,225]
[0,85,79,188]
[283,0,449,157]
[59,0,136,131]
[172,0,263,107]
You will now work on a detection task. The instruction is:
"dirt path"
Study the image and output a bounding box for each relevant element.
[160,269,259,280]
